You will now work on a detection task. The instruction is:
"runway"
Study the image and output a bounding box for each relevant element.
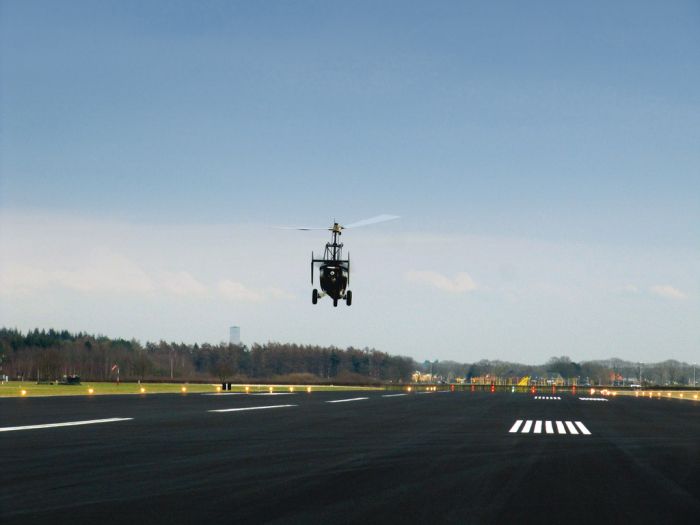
[2,391,699,524]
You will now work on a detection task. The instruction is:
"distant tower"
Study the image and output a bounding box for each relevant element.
[229,326,241,345]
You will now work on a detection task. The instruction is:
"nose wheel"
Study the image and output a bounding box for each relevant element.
[345,290,352,306]
[312,289,318,304]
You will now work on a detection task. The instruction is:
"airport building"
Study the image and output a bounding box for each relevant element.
[229,326,241,345]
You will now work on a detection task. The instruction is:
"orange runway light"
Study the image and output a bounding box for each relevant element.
[289,386,294,392]
[216,386,221,392]
[88,388,94,395]
[245,386,250,393]
[306,386,312,393]
[269,386,274,393]
[140,387,146,393]
[181,386,187,393]
[407,386,412,392]
[20,389,27,396]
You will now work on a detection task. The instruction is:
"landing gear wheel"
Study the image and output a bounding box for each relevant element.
[312,289,318,304]
[333,298,338,307]
[346,290,352,306]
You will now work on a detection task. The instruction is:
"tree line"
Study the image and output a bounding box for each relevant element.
[0,328,414,384]
[0,328,696,386]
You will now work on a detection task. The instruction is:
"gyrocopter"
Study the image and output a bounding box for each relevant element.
[282,215,399,307]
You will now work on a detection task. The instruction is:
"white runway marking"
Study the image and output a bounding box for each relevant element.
[575,421,591,435]
[533,396,561,400]
[326,397,369,403]
[565,421,579,434]
[382,394,408,398]
[579,397,609,402]
[508,419,592,436]
[209,404,296,413]
[0,418,133,432]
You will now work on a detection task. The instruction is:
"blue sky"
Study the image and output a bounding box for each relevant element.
[1,1,698,363]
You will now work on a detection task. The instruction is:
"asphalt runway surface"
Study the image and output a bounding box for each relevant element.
[2,390,699,524]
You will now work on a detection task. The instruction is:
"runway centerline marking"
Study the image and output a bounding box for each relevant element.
[0,418,133,432]
[382,394,408,398]
[209,405,297,413]
[326,397,369,403]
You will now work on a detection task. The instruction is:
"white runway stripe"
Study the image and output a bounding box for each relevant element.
[209,405,296,413]
[382,394,407,398]
[0,418,133,432]
[575,421,591,435]
[534,396,561,400]
[508,419,592,436]
[326,397,369,403]
[565,421,579,434]
[579,397,609,402]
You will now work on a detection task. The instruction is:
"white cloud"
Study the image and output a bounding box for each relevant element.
[650,285,686,300]
[216,280,293,302]
[0,256,155,295]
[157,271,208,296]
[404,271,477,293]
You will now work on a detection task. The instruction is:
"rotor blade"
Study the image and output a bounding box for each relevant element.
[343,214,400,229]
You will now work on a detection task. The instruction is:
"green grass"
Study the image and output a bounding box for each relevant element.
[0,381,380,397]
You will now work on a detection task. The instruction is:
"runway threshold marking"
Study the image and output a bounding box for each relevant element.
[534,396,561,400]
[209,405,297,413]
[0,418,133,432]
[579,397,609,402]
[382,394,408,398]
[510,420,592,435]
[326,397,369,403]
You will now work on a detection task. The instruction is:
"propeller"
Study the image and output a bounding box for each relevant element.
[278,214,399,231]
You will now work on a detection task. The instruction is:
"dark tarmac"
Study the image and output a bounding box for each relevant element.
[2,390,699,524]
